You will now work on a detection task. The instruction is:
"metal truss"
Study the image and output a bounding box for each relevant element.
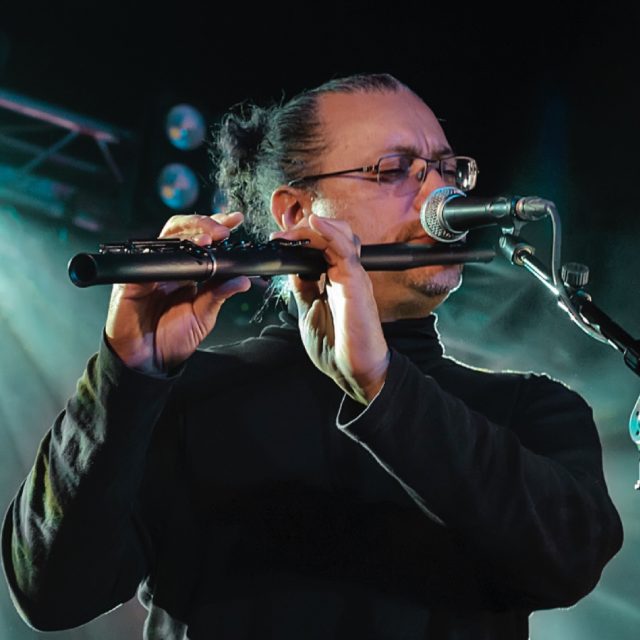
[0,87,137,230]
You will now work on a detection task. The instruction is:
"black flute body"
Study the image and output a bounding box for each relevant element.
[68,239,496,287]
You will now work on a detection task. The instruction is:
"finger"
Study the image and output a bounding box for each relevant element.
[272,218,363,300]
[210,211,245,231]
[269,228,331,254]
[119,216,241,296]
[269,228,327,311]
[192,276,252,329]
[308,215,361,267]
[191,233,213,246]
[110,280,156,299]
[287,273,324,316]
[159,212,244,243]
[271,218,360,266]
[113,279,198,305]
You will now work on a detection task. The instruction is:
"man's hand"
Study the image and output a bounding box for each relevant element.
[272,214,390,404]
[106,212,251,375]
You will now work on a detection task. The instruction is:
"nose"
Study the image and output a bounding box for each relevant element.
[412,167,447,213]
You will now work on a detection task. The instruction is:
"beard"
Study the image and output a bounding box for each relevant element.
[393,222,464,296]
[405,263,464,298]
[370,263,463,321]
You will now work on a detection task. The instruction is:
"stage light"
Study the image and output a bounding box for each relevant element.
[157,163,199,210]
[165,104,206,151]
[133,98,214,226]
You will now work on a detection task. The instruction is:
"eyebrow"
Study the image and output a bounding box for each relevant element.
[386,143,455,159]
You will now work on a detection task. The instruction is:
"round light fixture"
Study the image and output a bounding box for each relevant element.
[157,163,199,210]
[165,104,206,151]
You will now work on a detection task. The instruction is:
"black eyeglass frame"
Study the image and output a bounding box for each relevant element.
[287,153,479,192]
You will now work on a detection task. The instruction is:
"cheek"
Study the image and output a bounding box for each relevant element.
[346,211,408,245]
[311,190,413,244]
[310,195,378,241]
[310,197,339,220]
[351,219,395,245]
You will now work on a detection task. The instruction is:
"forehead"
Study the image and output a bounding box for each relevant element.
[316,89,450,165]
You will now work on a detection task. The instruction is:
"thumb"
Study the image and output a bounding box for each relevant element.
[288,273,325,318]
[192,276,252,329]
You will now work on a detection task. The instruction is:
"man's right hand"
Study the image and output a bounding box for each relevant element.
[105,211,251,375]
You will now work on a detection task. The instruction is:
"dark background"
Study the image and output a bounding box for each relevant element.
[1,4,639,638]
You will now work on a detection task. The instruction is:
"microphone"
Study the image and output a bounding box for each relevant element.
[420,186,553,243]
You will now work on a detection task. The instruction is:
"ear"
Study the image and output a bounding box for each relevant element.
[270,186,312,231]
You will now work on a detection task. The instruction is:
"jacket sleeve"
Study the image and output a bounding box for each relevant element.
[336,349,623,611]
[1,333,183,631]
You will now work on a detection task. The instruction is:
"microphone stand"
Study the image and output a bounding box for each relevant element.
[498,205,640,489]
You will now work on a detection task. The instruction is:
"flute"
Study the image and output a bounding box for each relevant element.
[67,238,496,287]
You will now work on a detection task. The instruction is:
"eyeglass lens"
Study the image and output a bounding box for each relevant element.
[376,155,477,195]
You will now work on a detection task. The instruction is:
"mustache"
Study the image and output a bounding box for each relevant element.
[397,223,432,243]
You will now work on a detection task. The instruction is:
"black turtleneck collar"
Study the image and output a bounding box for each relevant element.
[379,313,445,367]
[262,296,446,371]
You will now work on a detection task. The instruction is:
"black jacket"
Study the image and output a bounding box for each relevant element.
[2,311,623,639]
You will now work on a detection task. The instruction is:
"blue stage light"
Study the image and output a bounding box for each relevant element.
[165,104,206,151]
[157,163,199,210]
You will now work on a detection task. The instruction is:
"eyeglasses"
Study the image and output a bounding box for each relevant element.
[287,153,479,195]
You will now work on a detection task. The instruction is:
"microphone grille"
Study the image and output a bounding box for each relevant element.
[420,186,467,243]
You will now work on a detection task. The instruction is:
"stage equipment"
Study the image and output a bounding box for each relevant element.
[165,104,206,151]
[426,186,640,488]
[157,163,200,209]
[135,98,213,223]
[0,87,136,230]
